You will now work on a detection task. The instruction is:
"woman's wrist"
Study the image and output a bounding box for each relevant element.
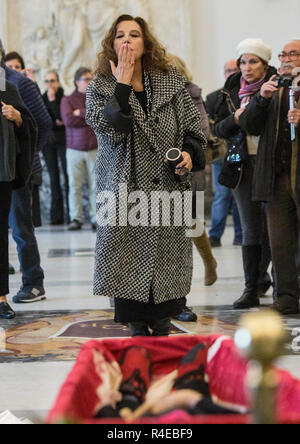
[117,76,132,86]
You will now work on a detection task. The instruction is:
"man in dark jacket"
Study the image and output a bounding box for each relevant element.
[1,40,52,304]
[240,40,300,315]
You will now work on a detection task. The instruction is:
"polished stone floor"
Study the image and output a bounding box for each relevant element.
[1,222,300,423]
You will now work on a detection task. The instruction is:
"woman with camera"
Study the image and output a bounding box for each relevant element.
[214,38,277,310]
[0,77,37,319]
[86,15,206,336]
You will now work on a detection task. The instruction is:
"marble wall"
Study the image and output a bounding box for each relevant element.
[191,0,300,95]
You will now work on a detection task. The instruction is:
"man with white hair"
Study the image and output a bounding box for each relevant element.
[239,40,300,315]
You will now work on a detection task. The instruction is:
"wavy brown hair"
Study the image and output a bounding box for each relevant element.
[95,15,171,75]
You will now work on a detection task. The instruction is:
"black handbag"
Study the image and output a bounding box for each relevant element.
[218,161,243,190]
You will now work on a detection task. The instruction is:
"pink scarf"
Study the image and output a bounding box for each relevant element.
[239,75,266,108]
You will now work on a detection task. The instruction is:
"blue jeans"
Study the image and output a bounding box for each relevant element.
[9,181,44,290]
[209,161,242,241]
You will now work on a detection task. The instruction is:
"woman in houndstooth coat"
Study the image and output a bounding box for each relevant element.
[86,15,206,336]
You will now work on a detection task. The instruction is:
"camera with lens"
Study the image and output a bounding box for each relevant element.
[274,75,294,88]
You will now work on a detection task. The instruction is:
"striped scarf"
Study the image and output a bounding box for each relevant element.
[239,74,266,108]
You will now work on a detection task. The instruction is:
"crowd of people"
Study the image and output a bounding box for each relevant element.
[0,14,299,332]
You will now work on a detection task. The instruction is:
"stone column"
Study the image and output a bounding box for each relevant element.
[0,0,8,47]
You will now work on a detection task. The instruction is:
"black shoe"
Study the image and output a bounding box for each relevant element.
[272,296,300,315]
[9,263,15,275]
[209,237,222,248]
[173,307,197,322]
[0,302,16,319]
[233,289,260,310]
[68,220,82,231]
[129,322,151,337]
[149,318,171,336]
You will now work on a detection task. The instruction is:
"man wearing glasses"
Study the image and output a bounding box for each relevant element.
[239,40,300,315]
[61,67,98,231]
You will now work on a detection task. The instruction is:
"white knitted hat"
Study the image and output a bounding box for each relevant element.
[236,38,272,63]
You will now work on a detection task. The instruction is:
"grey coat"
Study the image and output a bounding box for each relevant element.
[86,67,206,304]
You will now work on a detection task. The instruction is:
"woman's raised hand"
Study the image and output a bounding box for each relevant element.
[110,43,135,85]
[260,75,278,99]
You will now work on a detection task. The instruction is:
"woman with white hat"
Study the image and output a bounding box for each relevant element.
[214,38,277,310]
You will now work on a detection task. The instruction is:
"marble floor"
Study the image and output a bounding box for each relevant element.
[1,221,300,423]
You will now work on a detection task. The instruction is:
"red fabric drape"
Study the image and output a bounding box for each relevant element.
[47,335,300,425]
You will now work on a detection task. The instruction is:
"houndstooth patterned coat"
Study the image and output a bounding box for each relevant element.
[86,67,206,304]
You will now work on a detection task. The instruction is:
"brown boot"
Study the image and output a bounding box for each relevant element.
[193,230,218,286]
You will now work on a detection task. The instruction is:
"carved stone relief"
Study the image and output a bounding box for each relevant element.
[3,0,193,93]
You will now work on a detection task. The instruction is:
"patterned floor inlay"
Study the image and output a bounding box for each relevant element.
[0,310,185,363]
[0,305,299,363]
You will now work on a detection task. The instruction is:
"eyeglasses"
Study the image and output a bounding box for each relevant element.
[278,51,300,61]
[45,79,57,83]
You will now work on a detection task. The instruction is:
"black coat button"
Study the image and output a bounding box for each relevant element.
[152,178,160,185]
